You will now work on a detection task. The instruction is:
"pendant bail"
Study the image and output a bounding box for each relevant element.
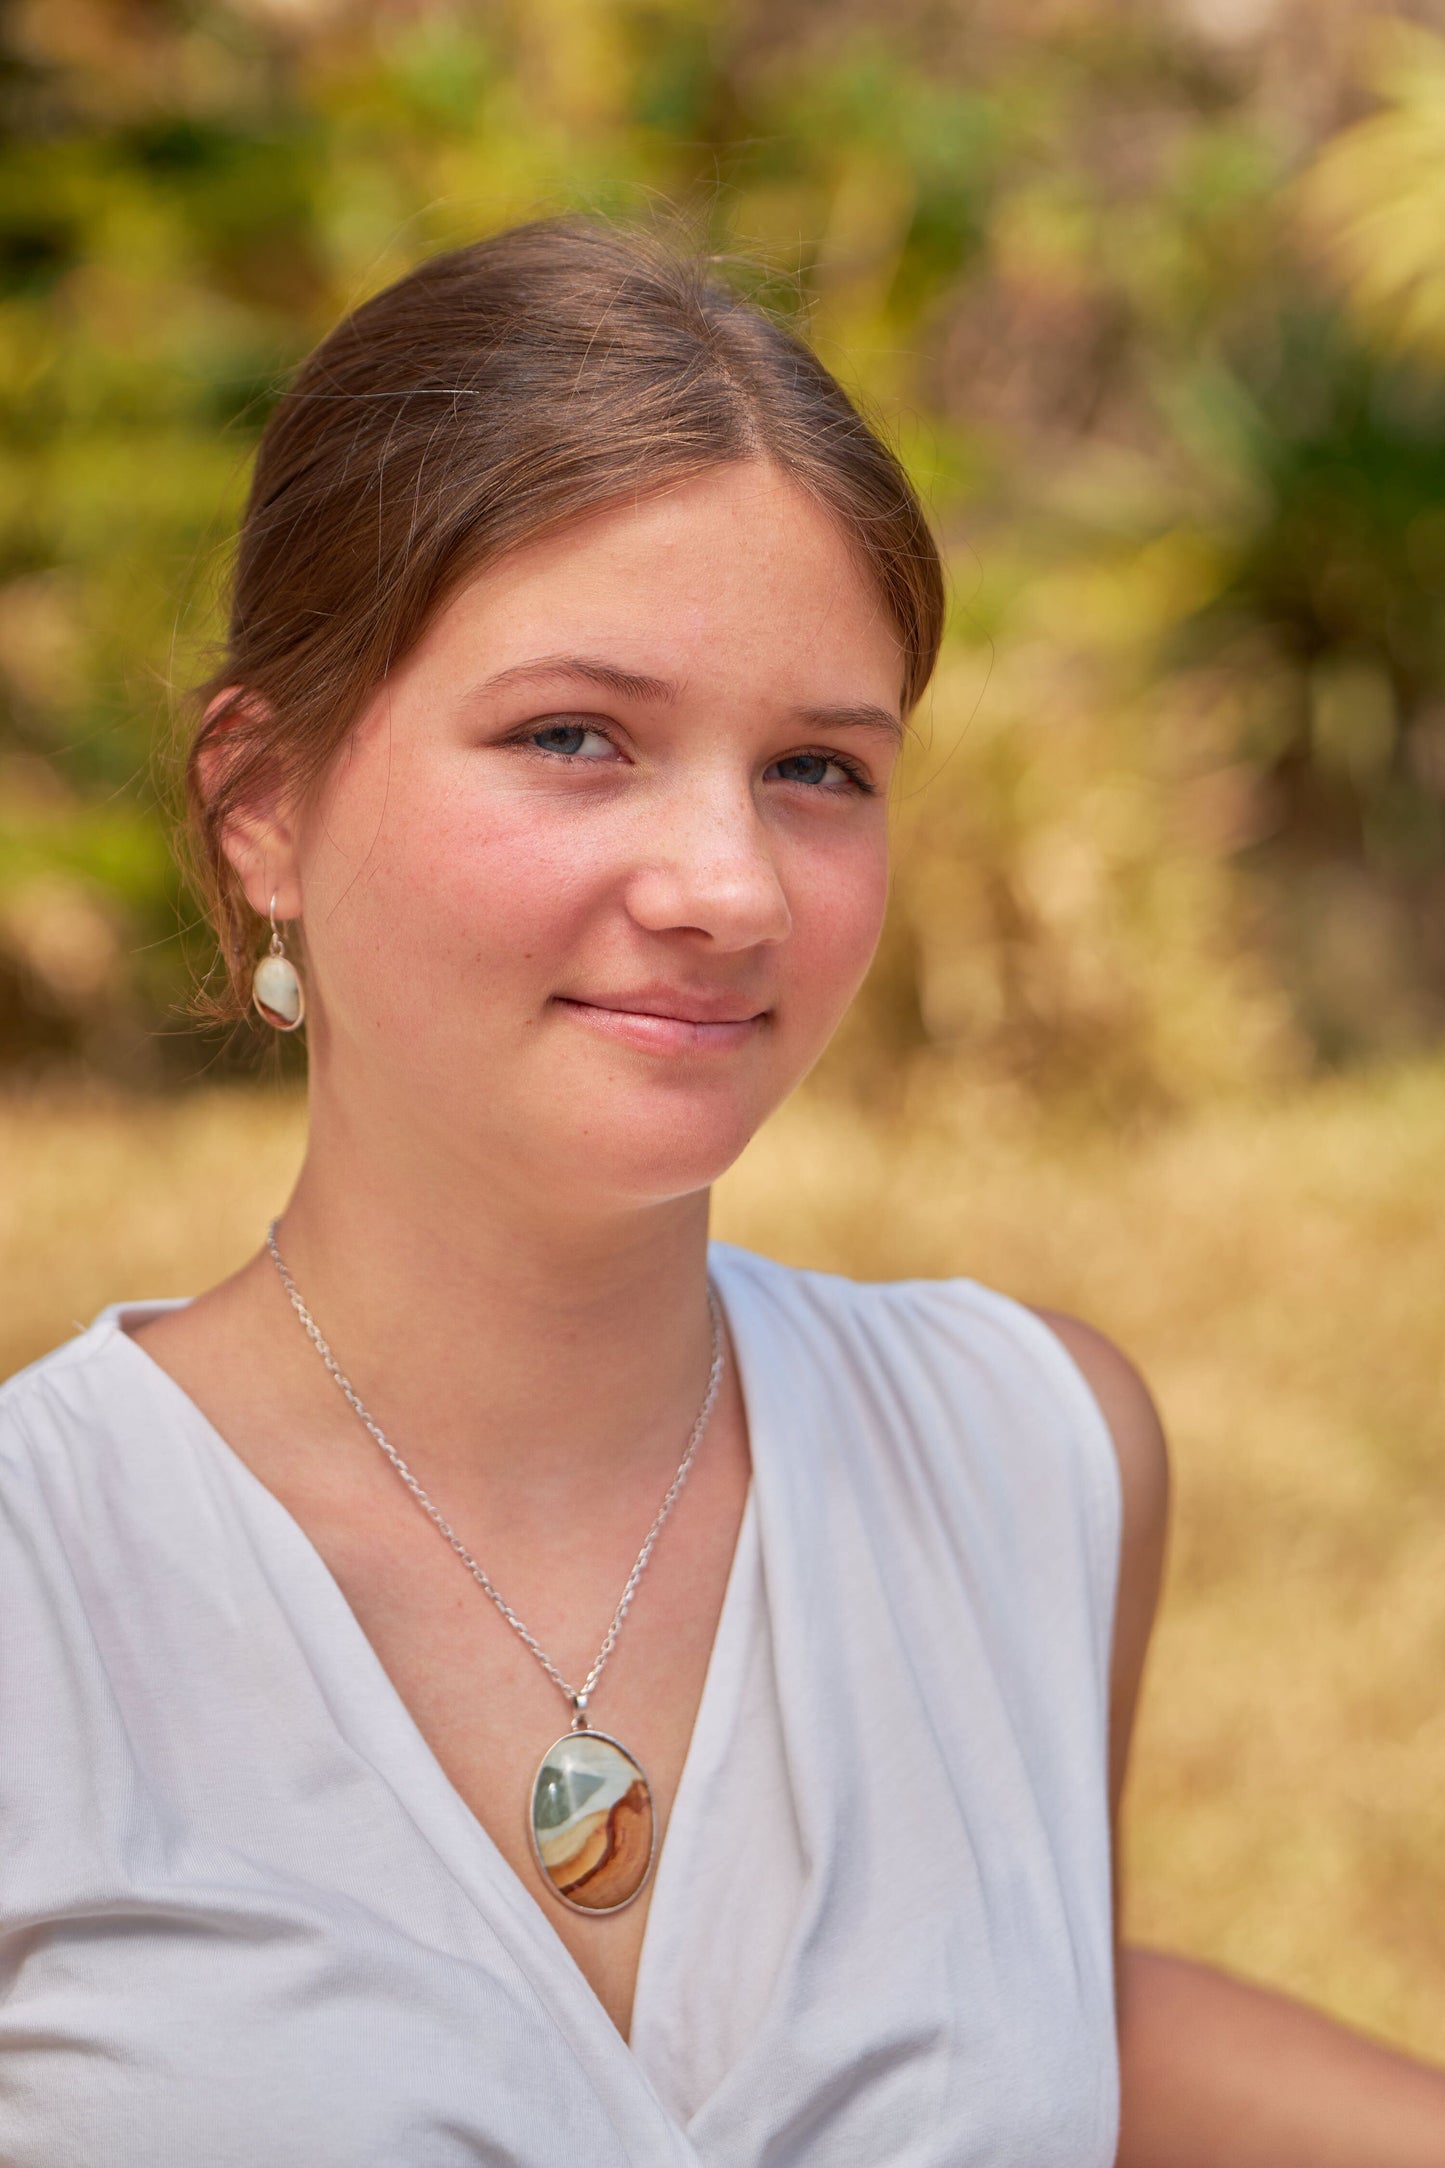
[569,1691,591,1732]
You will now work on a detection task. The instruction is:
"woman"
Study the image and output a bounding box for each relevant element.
[0,218,1440,2166]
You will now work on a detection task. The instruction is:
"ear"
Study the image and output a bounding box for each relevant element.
[196,686,304,923]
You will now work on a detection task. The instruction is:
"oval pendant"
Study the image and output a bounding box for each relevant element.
[529,1729,656,1913]
[252,954,305,1032]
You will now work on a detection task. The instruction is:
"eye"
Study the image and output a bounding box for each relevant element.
[519,720,620,762]
[765,749,875,795]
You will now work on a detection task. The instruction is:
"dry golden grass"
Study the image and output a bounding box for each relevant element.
[3,1062,1443,2064]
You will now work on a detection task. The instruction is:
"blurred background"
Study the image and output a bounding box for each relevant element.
[1,0,1442,2067]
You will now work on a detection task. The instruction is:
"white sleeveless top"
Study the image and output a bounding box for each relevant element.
[0,1241,1121,2165]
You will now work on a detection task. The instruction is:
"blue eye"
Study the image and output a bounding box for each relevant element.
[767,751,873,794]
[525,723,616,760]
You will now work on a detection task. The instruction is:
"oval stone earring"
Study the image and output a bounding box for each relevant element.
[251,891,306,1032]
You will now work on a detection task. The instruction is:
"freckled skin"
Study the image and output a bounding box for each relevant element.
[269,462,906,1213]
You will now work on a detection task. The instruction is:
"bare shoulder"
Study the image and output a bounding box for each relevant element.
[124,1289,237,1410]
[121,1264,334,1489]
[1022,1306,1172,1823]
[1024,1308,1171,1534]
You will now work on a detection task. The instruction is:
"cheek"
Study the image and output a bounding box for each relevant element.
[783,828,891,1011]
[306,759,605,1007]
[407,803,597,963]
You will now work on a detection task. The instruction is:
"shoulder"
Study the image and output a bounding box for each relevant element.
[1023,1309,1171,1540]
[1023,1306,1171,1814]
[0,1351,72,1547]
[0,1320,135,1497]
[0,1336,81,1442]
[2,1319,108,1411]
[717,1244,1143,1580]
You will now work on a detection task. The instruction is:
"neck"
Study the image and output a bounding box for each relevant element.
[258,1094,724,1519]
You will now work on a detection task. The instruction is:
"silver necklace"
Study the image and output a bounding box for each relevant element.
[263,1217,726,1915]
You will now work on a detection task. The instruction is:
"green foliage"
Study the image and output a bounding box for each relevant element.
[0,0,1442,1096]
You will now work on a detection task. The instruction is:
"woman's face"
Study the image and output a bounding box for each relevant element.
[256,460,906,1210]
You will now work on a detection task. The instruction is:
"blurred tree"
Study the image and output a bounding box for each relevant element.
[0,0,1441,1102]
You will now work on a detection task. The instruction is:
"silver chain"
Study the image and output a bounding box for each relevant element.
[263,1219,725,1729]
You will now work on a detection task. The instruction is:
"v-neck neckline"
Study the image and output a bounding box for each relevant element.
[87,1242,771,2101]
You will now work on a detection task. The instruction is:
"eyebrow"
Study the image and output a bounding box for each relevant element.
[464,653,903,738]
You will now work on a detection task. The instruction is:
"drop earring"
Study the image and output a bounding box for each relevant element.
[252,892,305,1031]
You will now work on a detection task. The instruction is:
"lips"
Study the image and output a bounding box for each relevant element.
[552,988,769,1053]
[558,987,768,1026]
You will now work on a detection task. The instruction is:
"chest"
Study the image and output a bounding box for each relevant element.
[232,1398,753,2044]
[8,1294,1126,2166]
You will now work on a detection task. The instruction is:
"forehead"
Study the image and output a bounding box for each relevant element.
[412,462,906,707]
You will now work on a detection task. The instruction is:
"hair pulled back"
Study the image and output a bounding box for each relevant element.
[184,215,945,1024]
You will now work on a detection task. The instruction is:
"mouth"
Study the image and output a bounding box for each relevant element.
[552,991,770,1055]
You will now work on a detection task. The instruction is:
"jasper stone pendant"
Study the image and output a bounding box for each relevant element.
[529,1729,656,1913]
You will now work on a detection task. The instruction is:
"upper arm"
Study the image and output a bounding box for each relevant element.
[1024,1308,1172,1952]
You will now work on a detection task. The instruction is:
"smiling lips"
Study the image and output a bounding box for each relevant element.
[553,988,769,1054]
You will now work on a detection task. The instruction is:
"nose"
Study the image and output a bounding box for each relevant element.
[622,777,792,951]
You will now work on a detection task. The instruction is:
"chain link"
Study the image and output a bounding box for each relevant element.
[264,1219,725,1724]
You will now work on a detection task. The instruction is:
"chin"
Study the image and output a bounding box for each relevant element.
[556,1092,774,1207]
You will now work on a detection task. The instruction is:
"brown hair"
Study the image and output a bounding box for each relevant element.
[182,215,946,1025]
